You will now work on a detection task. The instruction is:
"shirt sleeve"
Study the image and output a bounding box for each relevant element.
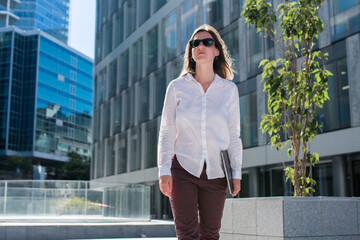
[157,81,177,177]
[227,84,243,179]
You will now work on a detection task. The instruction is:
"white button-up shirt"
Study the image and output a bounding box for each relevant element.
[158,73,243,179]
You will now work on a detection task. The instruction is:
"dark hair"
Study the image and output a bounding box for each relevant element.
[180,24,234,80]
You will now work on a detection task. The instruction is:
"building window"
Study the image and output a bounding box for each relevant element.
[106,137,115,176]
[113,94,122,134]
[70,70,77,81]
[58,74,65,82]
[138,78,150,123]
[247,26,263,78]
[126,0,136,37]
[317,40,350,132]
[102,101,110,139]
[131,38,143,85]
[130,127,141,171]
[154,67,166,117]
[96,142,104,178]
[145,119,158,168]
[329,0,360,42]
[117,131,128,174]
[238,77,258,148]
[164,10,177,62]
[181,0,198,50]
[124,88,131,129]
[318,57,350,132]
[69,84,76,95]
[68,127,75,138]
[146,26,158,74]
[313,162,333,196]
[69,113,75,123]
[104,20,113,56]
[154,0,167,12]
[138,0,150,26]
[230,0,244,22]
[222,25,239,83]
[203,0,223,29]
[115,5,125,47]
[120,50,129,91]
[109,59,117,98]
[69,98,76,109]
[70,55,78,67]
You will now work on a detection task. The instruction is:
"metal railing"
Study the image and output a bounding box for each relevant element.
[0,180,150,219]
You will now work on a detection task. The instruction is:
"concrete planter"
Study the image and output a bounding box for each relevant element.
[220,197,360,240]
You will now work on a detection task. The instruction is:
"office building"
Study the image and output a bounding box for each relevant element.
[0,26,93,179]
[5,0,70,43]
[93,0,360,218]
[0,0,20,27]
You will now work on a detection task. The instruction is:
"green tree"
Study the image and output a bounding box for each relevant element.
[242,0,332,196]
[57,152,90,180]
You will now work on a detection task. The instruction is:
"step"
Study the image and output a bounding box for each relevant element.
[0,219,176,240]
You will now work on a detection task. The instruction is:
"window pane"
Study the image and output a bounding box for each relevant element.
[313,163,333,196]
[126,0,136,37]
[222,27,239,83]
[106,137,115,176]
[131,38,143,84]
[203,0,223,29]
[154,68,166,117]
[139,0,150,26]
[145,120,158,168]
[139,78,150,123]
[146,26,158,74]
[130,127,141,171]
[120,50,129,91]
[109,59,117,98]
[164,10,177,61]
[329,0,360,42]
[181,0,198,50]
[117,131,127,174]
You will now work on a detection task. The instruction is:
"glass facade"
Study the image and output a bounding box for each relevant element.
[0,32,12,150]
[94,0,359,219]
[36,36,92,158]
[13,0,70,43]
[329,0,360,42]
[0,28,93,180]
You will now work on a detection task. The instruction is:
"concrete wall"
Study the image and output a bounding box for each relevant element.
[220,197,360,240]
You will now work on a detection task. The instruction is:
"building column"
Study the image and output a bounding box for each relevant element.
[346,33,360,127]
[249,167,260,197]
[332,156,348,196]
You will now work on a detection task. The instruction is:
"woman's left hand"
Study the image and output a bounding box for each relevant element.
[232,178,241,196]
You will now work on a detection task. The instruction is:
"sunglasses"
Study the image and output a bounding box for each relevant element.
[189,38,215,48]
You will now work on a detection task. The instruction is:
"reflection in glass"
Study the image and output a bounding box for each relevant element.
[117,131,128,174]
[181,0,198,50]
[329,0,360,42]
[164,10,177,62]
[146,26,158,74]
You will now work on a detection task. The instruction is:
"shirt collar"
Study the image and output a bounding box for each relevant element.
[186,73,222,84]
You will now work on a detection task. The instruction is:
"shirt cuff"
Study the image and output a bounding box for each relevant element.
[159,167,172,177]
[232,170,242,179]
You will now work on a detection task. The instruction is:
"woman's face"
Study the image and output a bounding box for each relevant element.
[191,31,219,65]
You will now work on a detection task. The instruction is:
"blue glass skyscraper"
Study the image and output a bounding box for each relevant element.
[13,0,69,43]
[0,26,93,179]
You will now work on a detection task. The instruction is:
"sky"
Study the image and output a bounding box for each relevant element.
[68,0,96,60]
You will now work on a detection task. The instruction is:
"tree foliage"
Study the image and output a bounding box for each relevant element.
[51,152,90,180]
[242,0,331,196]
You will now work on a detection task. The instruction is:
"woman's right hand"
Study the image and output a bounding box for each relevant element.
[159,175,172,198]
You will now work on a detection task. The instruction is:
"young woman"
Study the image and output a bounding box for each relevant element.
[158,24,243,240]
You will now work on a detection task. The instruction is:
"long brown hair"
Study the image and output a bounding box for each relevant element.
[179,24,234,80]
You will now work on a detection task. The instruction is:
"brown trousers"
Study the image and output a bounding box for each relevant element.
[170,155,227,240]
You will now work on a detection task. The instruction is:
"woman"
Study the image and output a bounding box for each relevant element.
[158,24,243,240]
